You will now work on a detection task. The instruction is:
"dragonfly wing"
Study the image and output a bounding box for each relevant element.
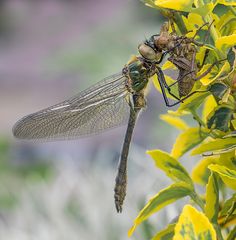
[13,73,130,140]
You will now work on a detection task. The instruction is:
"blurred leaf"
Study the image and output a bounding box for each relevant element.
[218,150,236,170]
[128,182,193,237]
[205,173,219,224]
[171,127,208,159]
[173,205,217,240]
[217,0,236,6]
[207,105,233,132]
[152,223,175,240]
[191,137,236,155]
[208,164,236,190]
[191,156,218,185]
[153,0,193,12]
[147,150,193,185]
[0,193,18,210]
[220,193,236,219]
[160,114,189,131]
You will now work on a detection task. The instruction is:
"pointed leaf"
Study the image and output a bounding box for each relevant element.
[128,182,193,237]
[191,137,236,155]
[205,173,219,224]
[202,95,217,123]
[160,114,189,131]
[208,164,236,190]
[208,83,228,102]
[173,205,217,240]
[207,105,233,132]
[216,34,236,52]
[191,156,219,185]
[147,150,193,185]
[152,223,175,240]
[171,127,208,159]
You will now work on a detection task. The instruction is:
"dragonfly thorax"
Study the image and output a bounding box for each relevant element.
[124,58,152,93]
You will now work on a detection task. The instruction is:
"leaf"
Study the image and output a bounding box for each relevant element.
[208,83,229,102]
[152,223,175,240]
[178,92,210,112]
[191,137,236,155]
[202,95,218,123]
[147,150,193,185]
[160,114,189,131]
[162,60,176,70]
[154,0,194,11]
[205,173,219,224]
[217,0,236,6]
[220,193,236,218]
[128,182,193,237]
[171,127,208,159]
[173,205,217,240]
[227,46,236,71]
[218,150,236,170]
[207,105,233,132]
[191,156,219,185]
[208,164,236,190]
[216,34,236,52]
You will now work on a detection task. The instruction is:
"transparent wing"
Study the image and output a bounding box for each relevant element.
[13,73,131,140]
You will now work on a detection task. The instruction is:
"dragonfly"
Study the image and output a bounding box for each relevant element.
[13,23,212,212]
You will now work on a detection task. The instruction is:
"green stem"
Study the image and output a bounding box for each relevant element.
[214,224,224,240]
[226,225,236,240]
[191,192,205,211]
[173,12,187,34]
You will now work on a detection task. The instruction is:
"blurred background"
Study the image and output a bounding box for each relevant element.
[0,1,191,239]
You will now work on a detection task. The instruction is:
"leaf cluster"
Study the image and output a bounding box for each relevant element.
[130,0,236,239]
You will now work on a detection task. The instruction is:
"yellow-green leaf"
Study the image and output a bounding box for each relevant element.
[171,127,208,159]
[216,34,236,51]
[205,173,219,224]
[152,223,175,240]
[154,0,194,11]
[191,156,219,185]
[178,91,210,111]
[191,137,236,155]
[208,164,236,190]
[218,150,236,170]
[220,193,236,218]
[202,95,217,123]
[218,0,236,6]
[147,150,193,185]
[162,60,176,70]
[160,114,189,131]
[173,205,217,240]
[128,182,193,237]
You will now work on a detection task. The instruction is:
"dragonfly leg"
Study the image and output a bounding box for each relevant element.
[156,66,183,107]
[155,66,210,107]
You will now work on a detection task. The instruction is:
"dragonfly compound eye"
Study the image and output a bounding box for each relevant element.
[138,43,156,61]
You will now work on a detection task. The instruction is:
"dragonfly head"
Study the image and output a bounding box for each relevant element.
[138,34,163,62]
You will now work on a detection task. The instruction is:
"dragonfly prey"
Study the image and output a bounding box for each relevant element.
[13,24,215,212]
